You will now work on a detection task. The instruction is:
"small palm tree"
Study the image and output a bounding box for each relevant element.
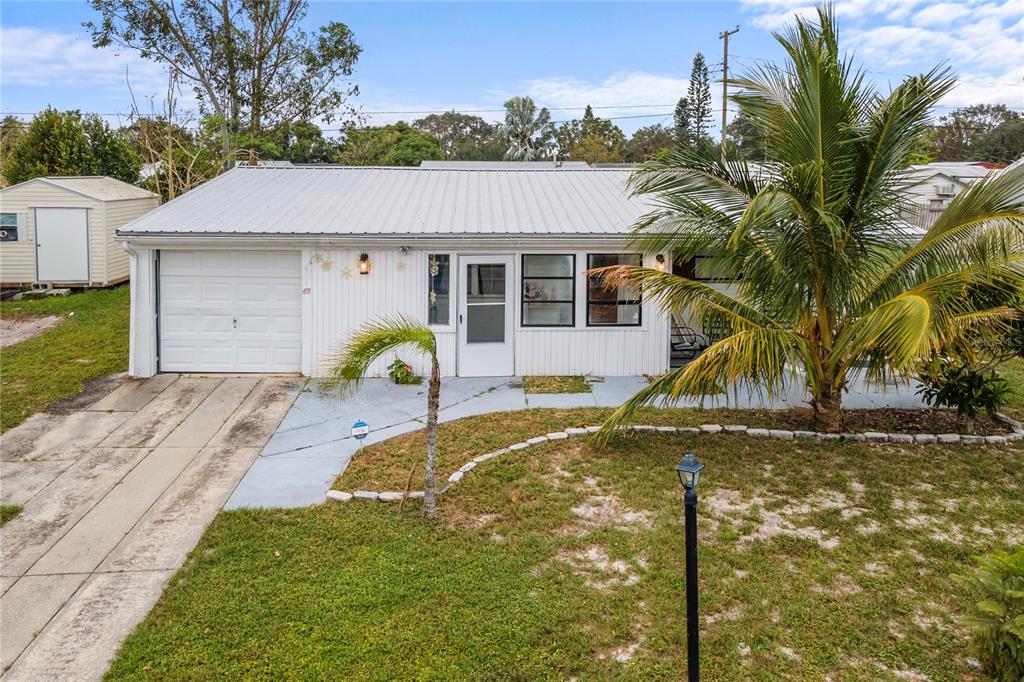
[501,96,553,160]
[325,316,443,518]
[597,6,1024,434]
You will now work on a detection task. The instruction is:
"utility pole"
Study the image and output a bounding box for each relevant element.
[719,25,740,152]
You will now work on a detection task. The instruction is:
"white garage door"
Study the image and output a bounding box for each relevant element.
[159,250,302,373]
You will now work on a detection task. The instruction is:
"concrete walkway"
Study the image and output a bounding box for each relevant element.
[226,374,927,509]
[0,374,301,681]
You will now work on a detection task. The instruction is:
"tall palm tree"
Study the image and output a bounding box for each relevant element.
[501,96,553,160]
[597,6,1024,434]
[325,316,443,518]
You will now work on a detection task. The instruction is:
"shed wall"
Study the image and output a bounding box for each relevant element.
[0,184,158,286]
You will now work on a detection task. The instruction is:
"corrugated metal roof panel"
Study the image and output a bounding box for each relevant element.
[120,166,650,236]
[40,176,157,201]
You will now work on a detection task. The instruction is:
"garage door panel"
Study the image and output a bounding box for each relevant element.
[159,250,302,373]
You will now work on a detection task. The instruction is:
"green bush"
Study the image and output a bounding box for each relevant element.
[387,357,422,385]
[916,358,1010,426]
[955,547,1024,681]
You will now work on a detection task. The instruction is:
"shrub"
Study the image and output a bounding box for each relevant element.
[387,357,422,385]
[916,358,1009,427]
[955,547,1024,681]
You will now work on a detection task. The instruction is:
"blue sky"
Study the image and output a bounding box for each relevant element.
[1,0,1022,136]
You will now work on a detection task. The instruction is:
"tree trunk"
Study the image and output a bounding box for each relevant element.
[422,355,440,519]
[812,381,843,433]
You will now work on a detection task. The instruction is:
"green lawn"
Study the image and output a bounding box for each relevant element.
[0,505,22,526]
[1001,357,1024,421]
[0,286,129,432]
[523,375,592,394]
[107,409,1023,681]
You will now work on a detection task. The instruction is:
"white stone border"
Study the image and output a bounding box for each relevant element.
[326,415,1024,503]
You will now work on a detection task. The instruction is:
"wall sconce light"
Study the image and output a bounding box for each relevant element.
[655,254,667,271]
[358,252,372,275]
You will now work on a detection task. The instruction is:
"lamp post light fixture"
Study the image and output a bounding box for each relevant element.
[358,252,372,275]
[675,450,705,682]
[655,253,668,271]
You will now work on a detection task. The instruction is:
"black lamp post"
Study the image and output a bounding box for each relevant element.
[675,450,705,682]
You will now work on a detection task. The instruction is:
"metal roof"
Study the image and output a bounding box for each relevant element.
[119,166,649,237]
[419,160,592,169]
[0,176,157,202]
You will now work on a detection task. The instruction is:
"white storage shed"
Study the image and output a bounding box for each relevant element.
[0,176,159,288]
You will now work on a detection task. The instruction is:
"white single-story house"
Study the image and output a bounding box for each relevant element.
[0,176,160,288]
[118,164,730,379]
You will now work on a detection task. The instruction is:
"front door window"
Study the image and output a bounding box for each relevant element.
[465,263,506,343]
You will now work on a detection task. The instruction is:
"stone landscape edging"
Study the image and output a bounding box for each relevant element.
[326,414,1024,504]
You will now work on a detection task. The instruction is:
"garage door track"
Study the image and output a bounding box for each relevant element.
[0,373,302,680]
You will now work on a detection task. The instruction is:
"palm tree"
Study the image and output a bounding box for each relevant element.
[325,316,443,518]
[501,96,553,160]
[597,6,1024,434]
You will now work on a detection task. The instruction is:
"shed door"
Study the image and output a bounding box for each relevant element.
[36,208,89,282]
[158,250,302,373]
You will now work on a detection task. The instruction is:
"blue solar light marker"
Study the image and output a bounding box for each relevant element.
[352,420,369,450]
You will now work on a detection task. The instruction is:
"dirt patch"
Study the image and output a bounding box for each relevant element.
[555,545,647,591]
[703,487,844,550]
[46,373,128,414]
[756,406,1011,435]
[0,314,63,348]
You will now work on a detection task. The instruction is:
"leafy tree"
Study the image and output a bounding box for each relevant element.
[723,109,766,160]
[413,111,503,160]
[264,121,337,163]
[336,121,442,166]
[597,7,1024,434]
[0,116,26,180]
[554,105,626,163]
[972,119,1024,164]
[136,116,222,200]
[624,124,674,162]
[2,108,140,185]
[929,104,1021,161]
[326,316,443,518]
[86,0,362,138]
[500,96,553,160]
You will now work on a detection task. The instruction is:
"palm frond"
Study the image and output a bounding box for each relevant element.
[322,315,437,396]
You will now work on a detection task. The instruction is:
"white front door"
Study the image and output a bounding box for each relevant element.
[158,250,302,373]
[458,254,514,377]
[36,208,89,282]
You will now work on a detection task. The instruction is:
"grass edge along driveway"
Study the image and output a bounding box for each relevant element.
[1,286,129,432]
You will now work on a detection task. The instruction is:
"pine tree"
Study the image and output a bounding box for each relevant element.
[673,97,692,146]
[688,52,712,144]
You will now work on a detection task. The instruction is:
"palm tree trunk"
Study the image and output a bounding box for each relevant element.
[812,380,843,433]
[423,355,441,519]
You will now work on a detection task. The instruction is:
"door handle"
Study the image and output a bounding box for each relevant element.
[233,317,238,329]
[459,314,463,324]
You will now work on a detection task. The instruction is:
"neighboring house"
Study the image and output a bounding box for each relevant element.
[0,177,159,288]
[899,161,1003,230]
[118,164,729,379]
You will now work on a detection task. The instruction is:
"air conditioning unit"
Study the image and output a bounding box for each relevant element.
[936,184,956,196]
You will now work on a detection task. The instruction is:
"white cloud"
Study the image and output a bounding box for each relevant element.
[739,0,1024,110]
[1,27,168,93]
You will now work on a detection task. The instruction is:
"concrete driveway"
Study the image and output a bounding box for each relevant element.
[0,373,302,681]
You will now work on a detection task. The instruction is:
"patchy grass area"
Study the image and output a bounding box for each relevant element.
[1001,358,1024,421]
[335,407,1010,492]
[0,505,22,527]
[523,375,592,394]
[0,286,129,432]
[109,420,1022,681]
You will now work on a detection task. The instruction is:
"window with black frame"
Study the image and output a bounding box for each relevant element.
[427,254,451,325]
[521,254,575,327]
[587,254,642,326]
